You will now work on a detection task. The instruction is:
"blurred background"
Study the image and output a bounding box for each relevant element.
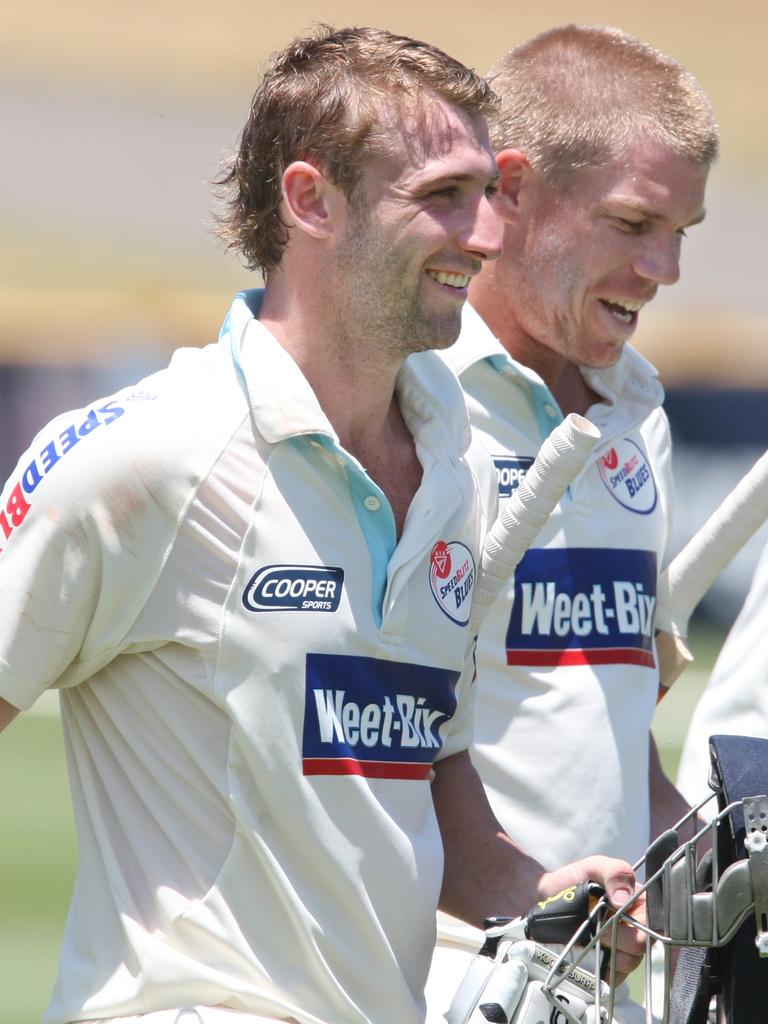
[1,1,766,1019]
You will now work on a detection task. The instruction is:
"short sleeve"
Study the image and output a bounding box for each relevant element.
[0,396,190,710]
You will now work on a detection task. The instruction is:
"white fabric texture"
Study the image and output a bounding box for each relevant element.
[428,304,672,1017]
[0,291,497,1024]
[677,539,768,806]
[80,1011,279,1024]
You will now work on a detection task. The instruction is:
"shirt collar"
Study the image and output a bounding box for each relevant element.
[444,301,663,412]
[219,289,472,456]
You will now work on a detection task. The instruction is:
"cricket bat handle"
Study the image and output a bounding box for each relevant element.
[471,413,601,632]
[656,447,768,691]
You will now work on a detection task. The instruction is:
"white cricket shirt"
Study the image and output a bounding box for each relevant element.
[434,304,672,957]
[0,291,496,1024]
[677,539,768,807]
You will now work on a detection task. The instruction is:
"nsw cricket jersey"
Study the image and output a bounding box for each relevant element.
[0,291,496,1024]
[677,539,768,807]
[434,304,672,955]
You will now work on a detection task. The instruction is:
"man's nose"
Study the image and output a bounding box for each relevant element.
[462,193,504,264]
[633,234,681,286]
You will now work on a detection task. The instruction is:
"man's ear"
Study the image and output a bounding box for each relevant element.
[281,161,337,239]
[493,149,533,219]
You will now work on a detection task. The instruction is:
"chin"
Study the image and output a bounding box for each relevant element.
[408,315,463,355]
[583,339,627,368]
[430,329,462,352]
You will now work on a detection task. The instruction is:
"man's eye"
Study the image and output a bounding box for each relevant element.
[616,217,646,233]
[484,182,500,199]
[429,186,458,199]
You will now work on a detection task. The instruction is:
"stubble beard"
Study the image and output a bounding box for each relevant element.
[517,248,605,370]
[334,215,462,361]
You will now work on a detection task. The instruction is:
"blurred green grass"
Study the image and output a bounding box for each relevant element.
[0,621,725,1023]
[0,705,76,1023]
[652,619,728,779]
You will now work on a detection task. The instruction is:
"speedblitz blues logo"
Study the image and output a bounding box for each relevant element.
[0,401,124,555]
[242,564,344,612]
[429,540,476,626]
[302,653,459,779]
[598,438,657,514]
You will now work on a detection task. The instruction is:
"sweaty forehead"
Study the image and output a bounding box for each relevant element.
[581,139,709,221]
[374,97,495,178]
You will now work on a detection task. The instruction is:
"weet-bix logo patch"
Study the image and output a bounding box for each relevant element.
[302,653,459,779]
[242,565,344,612]
[506,547,657,668]
[492,455,535,498]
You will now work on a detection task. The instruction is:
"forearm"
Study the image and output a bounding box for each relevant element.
[433,750,636,924]
[650,734,705,845]
[432,750,644,979]
[433,750,545,924]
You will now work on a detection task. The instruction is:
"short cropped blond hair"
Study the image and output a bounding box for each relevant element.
[488,24,719,185]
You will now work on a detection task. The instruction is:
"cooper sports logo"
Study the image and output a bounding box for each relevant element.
[429,540,476,626]
[242,564,344,612]
[302,653,459,779]
[493,455,534,498]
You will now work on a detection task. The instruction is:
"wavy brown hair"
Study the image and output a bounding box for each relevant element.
[214,25,496,276]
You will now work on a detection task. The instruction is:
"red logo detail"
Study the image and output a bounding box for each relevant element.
[600,448,619,470]
[431,541,452,579]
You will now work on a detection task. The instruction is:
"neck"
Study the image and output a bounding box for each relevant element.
[258,273,424,536]
[259,275,407,455]
[500,327,597,417]
[470,278,599,418]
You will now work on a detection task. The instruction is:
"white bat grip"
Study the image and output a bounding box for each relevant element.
[471,413,601,632]
[656,447,768,638]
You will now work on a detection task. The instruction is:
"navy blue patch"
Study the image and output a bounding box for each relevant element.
[243,564,344,612]
[302,654,459,778]
[505,548,657,667]
[493,455,535,498]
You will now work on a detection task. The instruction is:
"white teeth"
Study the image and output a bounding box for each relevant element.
[601,298,644,324]
[428,270,471,289]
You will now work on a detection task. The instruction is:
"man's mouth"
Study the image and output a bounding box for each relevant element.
[599,298,645,325]
[426,270,472,289]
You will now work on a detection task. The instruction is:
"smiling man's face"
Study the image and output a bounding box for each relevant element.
[327,96,502,359]
[497,136,709,370]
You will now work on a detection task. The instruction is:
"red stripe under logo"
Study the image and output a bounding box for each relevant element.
[506,648,655,668]
[303,758,432,780]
